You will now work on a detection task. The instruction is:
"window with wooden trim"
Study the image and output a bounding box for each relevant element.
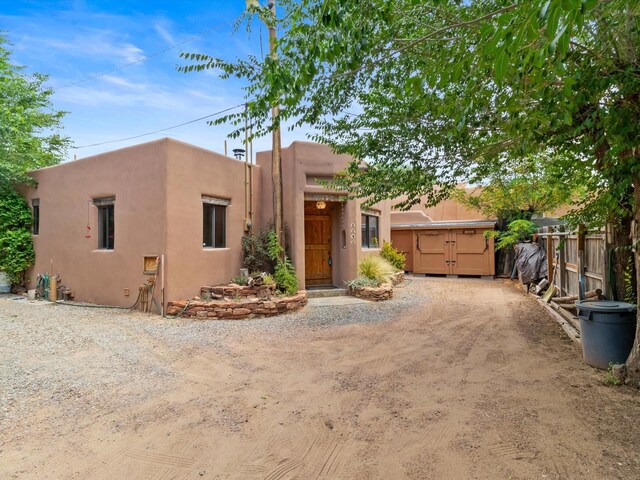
[361,214,379,248]
[203,196,229,248]
[32,199,40,235]
[94,197,115,250]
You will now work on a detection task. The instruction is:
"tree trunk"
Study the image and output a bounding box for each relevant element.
[610,216,634,301]
[625,174,640,383]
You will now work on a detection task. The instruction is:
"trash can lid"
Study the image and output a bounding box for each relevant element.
[575,300,636,313]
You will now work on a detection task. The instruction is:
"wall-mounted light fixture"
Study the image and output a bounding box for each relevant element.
[316,201,327,210]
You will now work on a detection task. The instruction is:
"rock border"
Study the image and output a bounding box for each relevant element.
[348,270,404,302]
[166,291,307,319]
[350,284,393,301]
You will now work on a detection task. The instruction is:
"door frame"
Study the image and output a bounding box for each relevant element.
[304,202,335,286]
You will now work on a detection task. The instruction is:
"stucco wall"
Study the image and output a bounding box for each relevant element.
[391,188,485,224]
[21,140,168,307]
[258,141,391,288]
[21,138,258,308]
[164,140,256,302]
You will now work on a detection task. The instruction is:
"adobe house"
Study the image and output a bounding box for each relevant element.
[20,138,391,309]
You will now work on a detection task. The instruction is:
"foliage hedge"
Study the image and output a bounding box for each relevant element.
[0,186,34,285]
[380,241,406,271]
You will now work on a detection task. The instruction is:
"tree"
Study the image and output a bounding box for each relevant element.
[0,186,34,285]
[181,2,640,380]
[0,36,69,286]
[452,155,583,227]
[0,35,69,186]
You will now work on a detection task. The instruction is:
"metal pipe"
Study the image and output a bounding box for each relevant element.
[244,104,249,223]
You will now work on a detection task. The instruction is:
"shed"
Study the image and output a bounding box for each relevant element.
[391,221,496,276]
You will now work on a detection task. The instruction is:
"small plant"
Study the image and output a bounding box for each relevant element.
[380,241,406,271]
[346,276,380,289]
[261,273,275,286]
[604,363,622,386]
[231,275,248,286]
[274,257,298,295]
[358,255,396,284]
[267,230,298,295]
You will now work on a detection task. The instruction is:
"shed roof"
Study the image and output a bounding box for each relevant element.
[391,220,497,229]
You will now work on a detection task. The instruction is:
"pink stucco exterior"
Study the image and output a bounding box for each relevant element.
[21,138,496,308]
[20,138,394,308]
[21,138,257,308]
[256,141,391,289]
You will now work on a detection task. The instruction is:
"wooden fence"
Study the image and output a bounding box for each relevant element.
[539,226,607,298]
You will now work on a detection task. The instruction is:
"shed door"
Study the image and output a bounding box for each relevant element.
[391,230,413,272]
[415,231,449,274]
[450,229,492,275]
[305,215,332,285]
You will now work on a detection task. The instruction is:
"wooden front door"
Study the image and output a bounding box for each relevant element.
[305,214,332,285]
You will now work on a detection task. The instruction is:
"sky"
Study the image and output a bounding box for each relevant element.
[1,0,314,161]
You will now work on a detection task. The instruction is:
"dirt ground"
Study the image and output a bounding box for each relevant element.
[1,277,639,479]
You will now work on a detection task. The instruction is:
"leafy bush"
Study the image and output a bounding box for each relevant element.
[358,255,396,285]
[486,219,538,250]
[267,229,299,295]
[346,276,380,289]
[380,241,406,271]
[230,275,248,286]
[261,273,275,286]
[241,227,276,274]
[0,187,34,285]
[274,257,298,295]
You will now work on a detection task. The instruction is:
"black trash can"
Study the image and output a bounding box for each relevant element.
[576,300,637,369]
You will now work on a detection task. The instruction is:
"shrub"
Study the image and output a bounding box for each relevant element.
[261,273,275,286]
[358,255,396,285]
[274,257,298,295]
[230,275,248,286]
[0,187,34,285]
[380,241,406,271]
[346,276,380,289]
[267,229,299,295]
[241,227,276,274]
[486,219,538,250]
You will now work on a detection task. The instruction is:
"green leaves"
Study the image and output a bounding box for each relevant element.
[0,186,34,284]
[0,36,69,186]
[179,0,639,233]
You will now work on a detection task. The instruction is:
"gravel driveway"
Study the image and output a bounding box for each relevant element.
[1,277,638,479]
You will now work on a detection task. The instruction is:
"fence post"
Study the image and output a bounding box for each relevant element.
[603,222,613,299]
[544,226,553,281]
[577,224,586,300]
[558,225,566,296]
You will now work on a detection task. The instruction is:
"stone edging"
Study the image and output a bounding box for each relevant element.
[348,270,404,302]
[166,292,307,319]
[350,284,393,301]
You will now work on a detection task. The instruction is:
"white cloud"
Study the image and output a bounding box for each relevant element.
[100,75,145,90]
[154,24,175,45]
[29,33,145,64]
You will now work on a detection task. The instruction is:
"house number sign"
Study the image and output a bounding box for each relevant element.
[350,222,356,245]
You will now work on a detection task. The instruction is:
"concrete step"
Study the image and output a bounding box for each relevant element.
[306,288,347,299]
